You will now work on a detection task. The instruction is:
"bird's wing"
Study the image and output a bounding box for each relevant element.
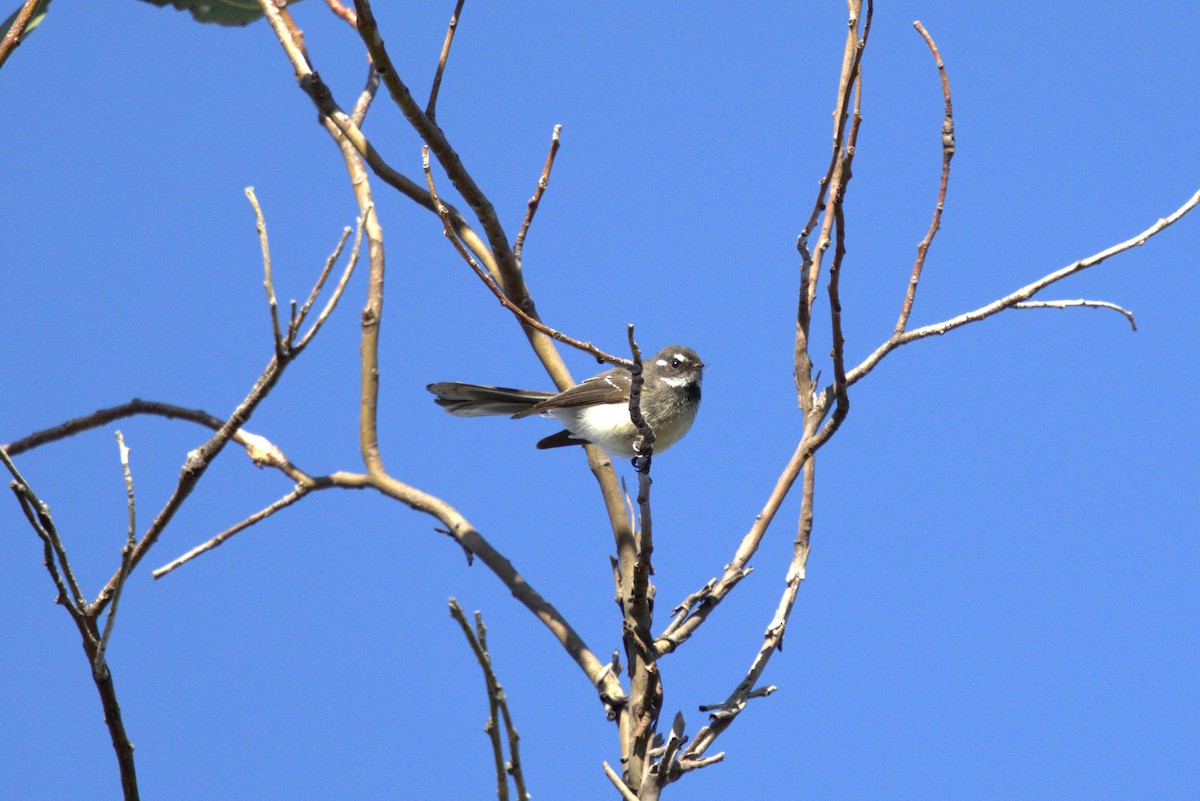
[511,369,631,418]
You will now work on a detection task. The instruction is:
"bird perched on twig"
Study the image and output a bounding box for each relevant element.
[427,346,704,458]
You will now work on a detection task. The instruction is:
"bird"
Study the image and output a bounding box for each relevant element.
[427,346,704,458]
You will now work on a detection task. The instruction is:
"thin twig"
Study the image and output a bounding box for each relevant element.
[449,600,509,801]
[602,762,640,801]
[350,65,379,127]
[657,2,867,659]
[2,445,141,799]
[676,752,726,774]
[513,124,562,263]
[795,0,872,415]
[94,432,137,677]
[3,399,311,483]
[422,147,633,369]
[825,64,860,418]
[426,0,466,121]
[684,444,817,762]
[91,199,363,613]
[257,1,516,310]
[896,20,955,335]
[246,187,285,358]
[497,684,528,801]
[152,484,318,578]
[0,0,44,70]
[290,225,351,344]
[351,0,582,385]
[322,0,357,27]
[840,187,1200,394]
[294,210,366,350]
[1,445,87,609]
[4,455,83,614]
[1013,299,1137,330]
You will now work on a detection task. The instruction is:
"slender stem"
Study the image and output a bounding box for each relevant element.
[245,187,285,356]
[422,147,632,368]
[513,124,562,264]
[426,0,466,120]
[895,20,955,335]
[0,0,44,70]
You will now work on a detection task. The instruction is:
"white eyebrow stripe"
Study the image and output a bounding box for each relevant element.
[673,353,687,363]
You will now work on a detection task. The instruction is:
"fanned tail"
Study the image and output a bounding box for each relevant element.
[426,382,554,417]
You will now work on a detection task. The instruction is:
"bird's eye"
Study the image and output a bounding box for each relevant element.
[671,358,682,368]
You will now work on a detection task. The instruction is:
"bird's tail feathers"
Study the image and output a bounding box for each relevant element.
[426,382,554,417]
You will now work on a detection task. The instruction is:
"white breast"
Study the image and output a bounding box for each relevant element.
[546,402,696,458]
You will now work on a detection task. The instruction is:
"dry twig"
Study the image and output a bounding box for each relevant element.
[426,0,466,120]
[0,0,43,70]
[449,600,529,801]
[422,147,633,368]
[514,124,563,264]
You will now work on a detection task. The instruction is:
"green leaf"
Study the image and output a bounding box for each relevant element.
[138,0,303,27]
[0,0,52,44]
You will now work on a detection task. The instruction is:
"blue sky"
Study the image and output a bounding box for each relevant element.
[2,2,1197,799]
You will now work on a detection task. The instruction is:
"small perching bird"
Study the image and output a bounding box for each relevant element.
[427,346,704,458]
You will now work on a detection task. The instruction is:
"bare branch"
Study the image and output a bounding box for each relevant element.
[257,0,516,314]
[1,445,87,610]
[245,187,285,357]
[351,0,581,385]
[896,20,956,335]
[676,752,725,774]
[350,65,379,127]
[657,6,868,663]
[264,0,635,725]
[626,326,655,471]
[290,225,351,344]
[684,448,817,762]
[602,762,640,801]
[449,600,510,801]
[1013,299,1137,331]
[89,186,361,612]
[795,0,873,400]
[94,432,137,677]
[2,399,316,486]
[426,0,466,121]
[152,483,319,579]
[620,327,662,791]
[843,187,1200,392]
[422,147,633,369]
[2,444,141,799]
[368,470,629,716]
[513,124,563,264]
[0,0,43,70]
[294,210,366,350]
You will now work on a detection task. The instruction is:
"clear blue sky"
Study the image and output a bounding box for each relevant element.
[2,2,1197,799]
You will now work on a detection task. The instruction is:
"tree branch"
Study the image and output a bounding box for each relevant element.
[1013,299,1137,331]
[513,124,562,264]
[896,20,955,335]
[841,187,1200,393]
[426,0,466,121]
[0,0,43,70]
[422,148,633,369]
[93,432,137,677]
